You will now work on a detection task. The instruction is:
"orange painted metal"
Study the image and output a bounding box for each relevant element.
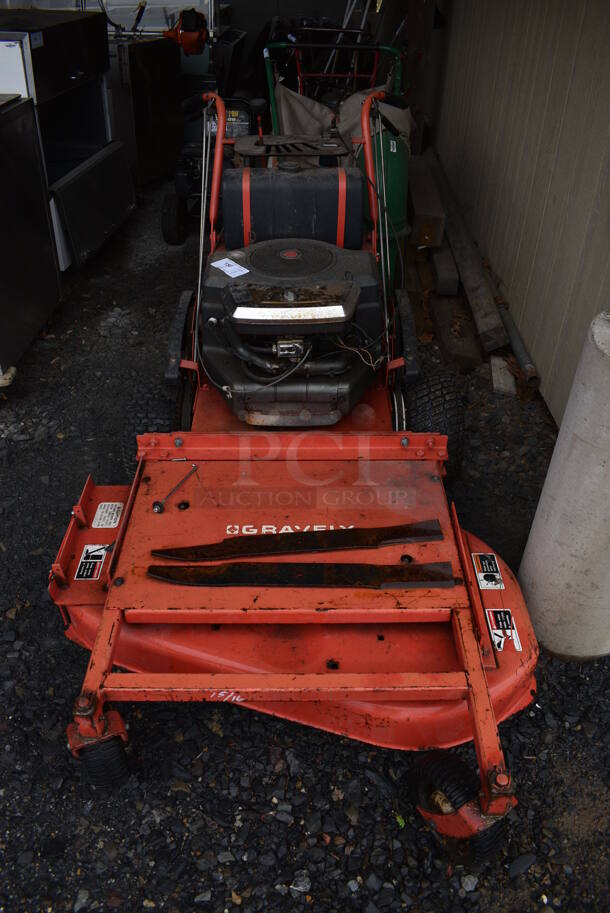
[241,167,251,246]
[201,92,225,249]
[336,167,347,248]
[47,94,539,837]
[361,90,386,251]
[135,430,448,462]
[51,431,537,787]
[102,671,469,703]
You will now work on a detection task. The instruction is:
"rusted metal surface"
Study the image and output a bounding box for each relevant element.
[66,709,128,758]
[452,606,514,815]
[450,504,495,669]
[147,560,455,589]
[152,519,443,562]
[123,604,455,625]
[101,671,469,703]
[135,431,449,462]
[417,795,515,839]
[246,282,352,306]
[152,463,198,514]
[235,134,349,158]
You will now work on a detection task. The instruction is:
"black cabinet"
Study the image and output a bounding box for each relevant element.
[0,9,135,270]
[0,95,60,373]
[107,37,183,185]
[0,8,109,104]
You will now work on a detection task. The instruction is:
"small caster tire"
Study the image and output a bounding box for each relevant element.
[161,193,188,245]
[81,737,129,790]
[411,750,507,866]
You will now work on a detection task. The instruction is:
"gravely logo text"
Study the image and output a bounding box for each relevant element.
[226,523,355,535]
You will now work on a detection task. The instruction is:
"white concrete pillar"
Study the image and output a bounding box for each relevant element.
[519,311,610,659]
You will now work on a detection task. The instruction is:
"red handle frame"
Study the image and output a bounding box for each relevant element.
[360,90,386,253]
[202,92,226,251]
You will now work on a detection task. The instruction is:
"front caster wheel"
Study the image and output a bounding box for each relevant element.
[80,737,129,790]
[411,750,507,866]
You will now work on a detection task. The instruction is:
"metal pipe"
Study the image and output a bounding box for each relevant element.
[377,109,391,356]
[496,304,540,388]
[201,92,226,250]
[324,0,358,74]
[359,90,386,237]
[372,118,388,327]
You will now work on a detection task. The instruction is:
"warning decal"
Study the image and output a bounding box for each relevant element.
[92,501,124,529]
[472,552,505,590]
[75,544,109,581]
[486,609,522,652]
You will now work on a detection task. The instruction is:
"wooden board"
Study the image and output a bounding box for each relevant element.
[431,236,459,295]
[490,355,517,396]
[425,150,509,352]
[431,296,483,371]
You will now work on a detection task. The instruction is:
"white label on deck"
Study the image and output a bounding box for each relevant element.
[92,501,124,528]
[486,609,522,652]
[471,552,505,589]
[75,544,109,581]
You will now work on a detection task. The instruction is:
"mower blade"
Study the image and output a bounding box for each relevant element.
[147,561,455,589]
[151,520,443,562]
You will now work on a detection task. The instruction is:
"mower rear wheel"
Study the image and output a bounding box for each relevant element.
[411,750,507,866]
[174,298,196,431]
[404,372,464,482]
[81,737,128,790]
[121,386,177,479]
[176,374,195,431]
[161,193,188,245]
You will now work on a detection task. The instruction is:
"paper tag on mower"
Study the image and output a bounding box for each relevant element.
[92,501,124,528]
[75,544,109,581]
[486,609,522,652]
[471,552,505,589]
[211,257,249,278]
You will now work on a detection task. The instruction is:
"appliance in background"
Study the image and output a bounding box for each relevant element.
[107,36,183,186]
[0,94,60,374]
[0,8,135,270]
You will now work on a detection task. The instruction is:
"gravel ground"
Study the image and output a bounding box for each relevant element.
[1,186,608,913]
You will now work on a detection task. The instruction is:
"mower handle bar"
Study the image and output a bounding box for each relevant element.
[201,92,226,251]
[200,89,386,254]
[264,43,402,133]
[265,41,402,55]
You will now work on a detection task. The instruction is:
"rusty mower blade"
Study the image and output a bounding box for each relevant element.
[151,519,443,562]
[147,560,455,589]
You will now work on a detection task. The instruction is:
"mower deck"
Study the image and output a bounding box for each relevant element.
[50,384,536,823]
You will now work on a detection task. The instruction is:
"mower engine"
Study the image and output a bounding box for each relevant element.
[199,165,386,426]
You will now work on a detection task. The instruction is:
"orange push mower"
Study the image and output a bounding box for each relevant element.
[49,88,538,863]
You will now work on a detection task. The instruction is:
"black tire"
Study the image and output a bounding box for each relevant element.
[176,375,195,431]
[411,750,507,866]
[404,372,465,482]
[81,737,129,790]
[121,386,177,480]
[174,298,196,432]
[161,193,188,245]
[121,294,195,478]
